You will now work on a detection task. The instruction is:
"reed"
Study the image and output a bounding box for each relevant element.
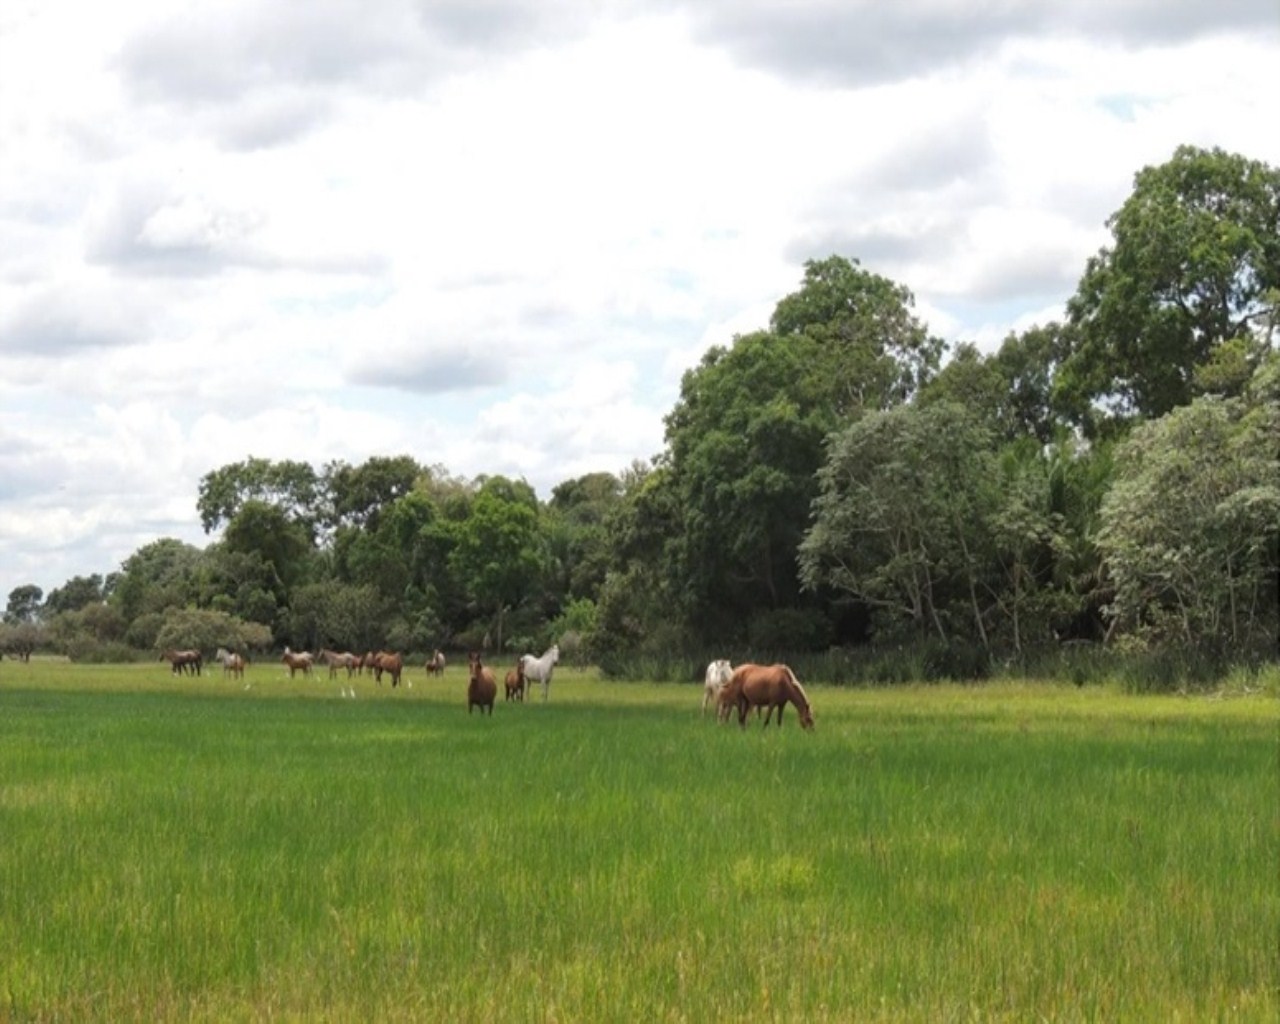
[1,661,1275,1020]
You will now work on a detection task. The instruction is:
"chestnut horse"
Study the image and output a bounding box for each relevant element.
[726,663,814,730]
[282,647,313,677]
[426,650,446,677]
[369,651,405,688]
[467,651,497,715]
[160,648,202,676]
[504,657,525,702]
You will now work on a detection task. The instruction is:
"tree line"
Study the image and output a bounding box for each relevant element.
[4,145,1277,686]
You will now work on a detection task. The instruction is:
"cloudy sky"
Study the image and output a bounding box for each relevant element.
[2,1,1278,603]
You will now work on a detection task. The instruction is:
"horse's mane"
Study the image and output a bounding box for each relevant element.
[783,665,810,707]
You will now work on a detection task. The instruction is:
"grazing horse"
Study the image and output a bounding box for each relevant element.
[519,644,559,702]
[727,663,814,730]
[160,648,202,676]
[504,657,525,702]
[281,647,314,678]
[467,651,497,715]
[318,648,359,679]
[426,650,446,677]
[215,647,246,680]
[702,658,733,716]
[369,651,404,688]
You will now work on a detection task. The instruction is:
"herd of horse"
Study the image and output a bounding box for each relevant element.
[162,644,812,728]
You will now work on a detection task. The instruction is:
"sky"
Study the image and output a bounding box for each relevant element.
[2,0,1278,604]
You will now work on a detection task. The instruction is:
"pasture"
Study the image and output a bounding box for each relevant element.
[1,659,1275,1022]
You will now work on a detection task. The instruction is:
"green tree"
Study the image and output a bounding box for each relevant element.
[323,455,422,532]
[663,331,831,635]
[221,500,314,601]
[1060,146,1280,429]
[771,254,944,416]
[799,402,1000,650]
[43,574,106,616]
[112,539,205,623]
[197,457,322,536]
[448,476,544,652]
[1097,357,1279,655]
[4,584,43,625]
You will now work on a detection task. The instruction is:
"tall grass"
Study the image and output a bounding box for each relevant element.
[1,660,1275,1020]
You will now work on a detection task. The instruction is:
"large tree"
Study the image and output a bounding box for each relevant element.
[1059,146,1280,429]
[1096,354,1279,655]
[197,457,323,537]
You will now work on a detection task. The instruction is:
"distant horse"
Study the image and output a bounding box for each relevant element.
[282,647,314,678]
[215,647,246,680]
[727,663,814,730]
[160,648,202,676]
[467,651,497,715]
[504,657,525,702]
[520,644,559,702]
[426,650,446,677]
[369,651,404,688]
[702,658,733,716]
[318,649,359,679]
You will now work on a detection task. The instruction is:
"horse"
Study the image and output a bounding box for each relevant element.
[318,649,359,679]
[504,657,525,702]
[160,648,202,676]
[727,663,814,730]
[369,651,404,688]
[215,647,246,680]
[426,650,446,677]
[520,644,559,702]
[467,651,497,715]
[702,658,733,716]
[282,647,314,678]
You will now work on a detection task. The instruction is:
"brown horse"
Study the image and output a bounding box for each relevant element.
[369,651,404,688]
[467,651,497,715]
[504,657,525,702]
[426,650,446,677]
[727,663,814,730]
[281,647,314,678]
[160,648,202,676]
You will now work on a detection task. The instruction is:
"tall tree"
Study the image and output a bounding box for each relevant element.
[1096,355,1279,655]
[197,457,322,537]
[771,254,944,416]
[4,584,43,625]
[1059,146,1280,429]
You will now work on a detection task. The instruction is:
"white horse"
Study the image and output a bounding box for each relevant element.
[702,659,733,716]
[215,646,246,680]
[520,644,560,702]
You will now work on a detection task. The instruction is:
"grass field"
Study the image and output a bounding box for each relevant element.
[1,659,1276,1021]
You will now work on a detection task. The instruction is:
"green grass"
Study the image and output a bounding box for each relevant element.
[1,659,1276,1021]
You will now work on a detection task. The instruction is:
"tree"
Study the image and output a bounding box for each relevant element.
[546,471,623,602]
[770,255,944,416]
[112,539,205,622]
[196,457,322,536]
[799,402,1000,650]
[1096,356,1279,656]
[448,476,544,652]
[4,585,43,625]
[1059,146,1280,429]
[43,574,106,616]
[221,500,314,600]
[323,455,422,532]
[662,331,832,636]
